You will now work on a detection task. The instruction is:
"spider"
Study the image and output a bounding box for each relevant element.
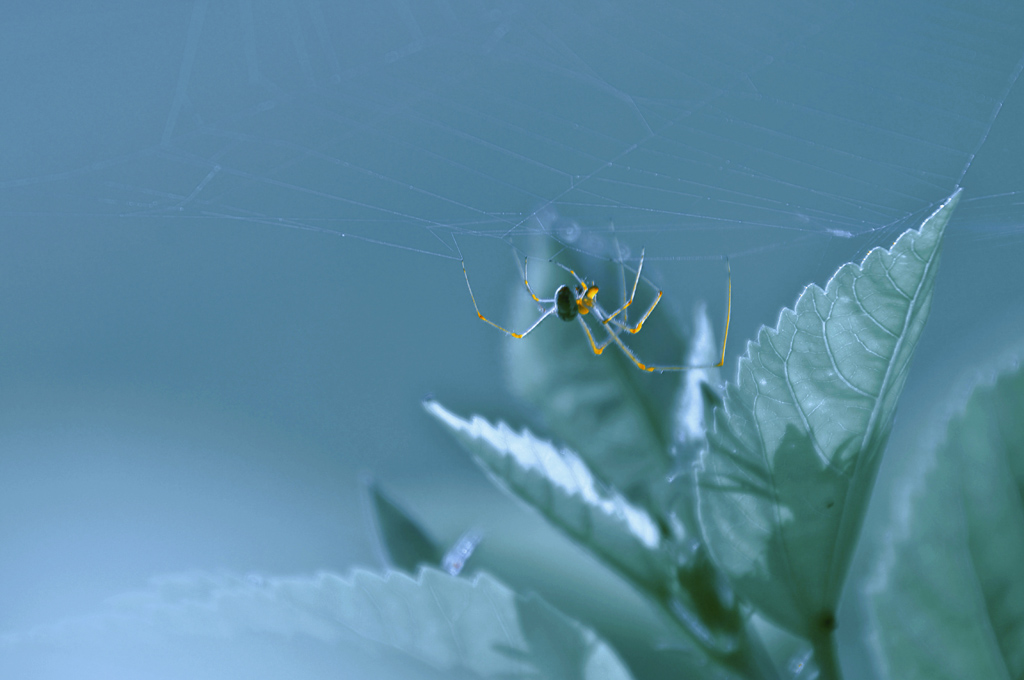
[461,249,730,372]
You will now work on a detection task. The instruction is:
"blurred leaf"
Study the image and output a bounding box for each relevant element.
[671,302,725,533]
[365,479,442,572]
[424,399,677,595]
[865,358,1024,680]
[5,568,635,680]
[674,303,723,448]
[498,594,637,680]
[504,248,684,510]
[699,190,960,636]
[423,400,770,670]
[327,568,636,680]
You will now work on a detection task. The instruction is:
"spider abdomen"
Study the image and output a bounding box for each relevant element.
[555,285,578,321]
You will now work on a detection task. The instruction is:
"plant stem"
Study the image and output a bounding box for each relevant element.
[809,628,842,680]
[657,598,781,680]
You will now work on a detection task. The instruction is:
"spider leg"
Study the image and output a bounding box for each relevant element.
[576,315,617,355]
[522,257,551,304]
[515,306,558,338]
[617,258,630,326]
[602,248,665,334]
[609,224,630,326]
[604,328,657,371]
[551,260,587,287]
[604,258,732,372]
[590,301,671,371]
[462,260,557,338]
[607,289,662,334]
[602,247,645,326]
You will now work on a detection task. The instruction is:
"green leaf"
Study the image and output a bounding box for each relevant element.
[423,400,768,669]
[424,399,677,596]
[499,593,638,680]
[328,568,635,680]
[698,190,960,637]
[365,479,443,572]
[865,358,1024,680]
[8,568,635,680]
[503,249,684,509]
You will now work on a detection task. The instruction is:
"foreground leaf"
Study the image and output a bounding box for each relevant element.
[699,190,960,638]
[3,568,635,680]
[865,358,1024,679]
[424,399,676,595]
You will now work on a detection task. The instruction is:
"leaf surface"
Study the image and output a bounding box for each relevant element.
[699,191,960,635]
[4,568,635,680]
[865,358,1024,679]
[424,399,677,595]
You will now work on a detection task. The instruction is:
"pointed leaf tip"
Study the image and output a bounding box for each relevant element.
[364,478,442,572]
[699,191,959,635]
[425,399,680,594]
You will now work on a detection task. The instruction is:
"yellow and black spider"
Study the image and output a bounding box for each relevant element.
[462,249,730,372]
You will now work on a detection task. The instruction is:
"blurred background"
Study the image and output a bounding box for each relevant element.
[1,0,1022,677]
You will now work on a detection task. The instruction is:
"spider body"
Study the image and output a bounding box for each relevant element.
[555,283,597,321]
[461,250,729,372]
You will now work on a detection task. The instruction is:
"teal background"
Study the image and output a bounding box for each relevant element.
[1,1,1022,677]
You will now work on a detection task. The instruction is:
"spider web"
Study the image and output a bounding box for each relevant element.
[2,3,1024,678]
[4,0,1023,458]
[1,0,1022,470]
[4,0,1023,270]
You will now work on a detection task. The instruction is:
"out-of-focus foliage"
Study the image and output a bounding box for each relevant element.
[865,358,1024,680]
